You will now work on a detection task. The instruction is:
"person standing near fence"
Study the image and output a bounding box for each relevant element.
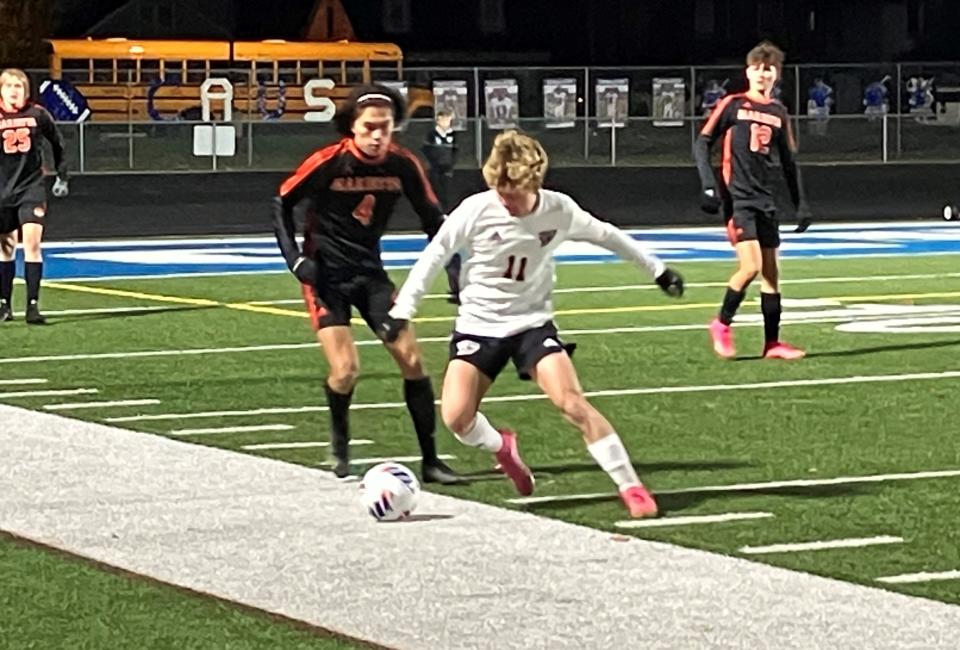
[422,108,461,304]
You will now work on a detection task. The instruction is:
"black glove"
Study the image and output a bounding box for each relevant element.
[377,315,409,344]
[655,267,684,298]
[700,187,722,215]
[291,255,317,285]
[794,203,814,233]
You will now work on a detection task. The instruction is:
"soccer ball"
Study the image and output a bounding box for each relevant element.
[359,462,420,521]
[943,204,959,221]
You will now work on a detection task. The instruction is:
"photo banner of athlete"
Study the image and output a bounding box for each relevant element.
[484,78,519,130]
[652,77,686,127]
[432,80,469,132]
[379,80,408,130]
[543,78,577,129]
[595,79,629,128]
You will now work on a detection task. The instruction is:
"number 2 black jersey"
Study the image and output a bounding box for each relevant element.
[694,93,801,210]
[273,137,444,278]
[0,103,67,206]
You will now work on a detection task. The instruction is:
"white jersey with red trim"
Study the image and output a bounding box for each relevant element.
[390,189,665,338]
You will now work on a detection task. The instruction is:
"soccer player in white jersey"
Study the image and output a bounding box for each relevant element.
[382,130,684,518]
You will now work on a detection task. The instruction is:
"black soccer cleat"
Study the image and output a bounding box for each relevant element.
[331,456,352,479]
[422,459,468,485]
[0,301,12,322]
[25,304,46,325]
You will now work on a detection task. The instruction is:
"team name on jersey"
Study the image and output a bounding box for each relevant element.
[736,109,782,128]
[0,116,38,129]
[330,176,402,192]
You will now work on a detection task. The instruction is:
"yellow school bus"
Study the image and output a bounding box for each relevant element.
[46,38,433,121]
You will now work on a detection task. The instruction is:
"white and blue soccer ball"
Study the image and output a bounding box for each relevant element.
[359,462,420,521]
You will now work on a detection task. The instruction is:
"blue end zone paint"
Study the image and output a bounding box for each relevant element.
[37,222,960,281]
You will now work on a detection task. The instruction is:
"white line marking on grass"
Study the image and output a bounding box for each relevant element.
[43,399,161,411]
[14,306,172,317]
[0,388,97,399]
[322,454,455,466]
[876,570,960,584]
[242,439,375,451]
[104,369,960,423]
[0,378,47,386]
[506,467,960,504]
[169,424,294,436]
[740,536,903,555]
[615,512,774,528]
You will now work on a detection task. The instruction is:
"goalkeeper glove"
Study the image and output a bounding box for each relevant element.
[655,267,684,298]
[700,188,722,214]
[52,176,69,198]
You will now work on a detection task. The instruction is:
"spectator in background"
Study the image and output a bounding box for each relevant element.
[701,79,728,116]
[864,75,891,121]
[422,108,462,304]
[807,77,834,135]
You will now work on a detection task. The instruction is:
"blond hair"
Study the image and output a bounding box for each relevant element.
[746,41,785,73]
[0,68,30,97]
[482,130,548,191]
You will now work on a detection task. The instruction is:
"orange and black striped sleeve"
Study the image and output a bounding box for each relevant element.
[272,141,342,269]
[694,94,739,191]
[391,144,446,240]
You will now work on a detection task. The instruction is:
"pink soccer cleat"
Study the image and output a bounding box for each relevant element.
[763,341,806,360]
[495,429,535,496]
[620,484,659,518]
[709,318,736,359]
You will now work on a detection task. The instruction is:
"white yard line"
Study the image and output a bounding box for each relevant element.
[0,378,47,386]
[169,424,294,436]
[43,398,161,411]
[615,512,774,529]
[506,467,960,505]
[105,369,960,423]
[322,454,455,466]
[241,439,375,451]
[740,536,903,555]
[0,388,97,399]
[876,570,960,584]
[240,271,960,305]
[13,306,171,316]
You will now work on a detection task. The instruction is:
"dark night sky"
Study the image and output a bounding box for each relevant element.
[48,0,960,65]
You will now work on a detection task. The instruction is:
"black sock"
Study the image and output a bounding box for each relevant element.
[761,292,782,344]
[25,261,42,305]
[719,287,746,325]
[324,382,353,458]
[0,260,13,304]
[404,377,438,464]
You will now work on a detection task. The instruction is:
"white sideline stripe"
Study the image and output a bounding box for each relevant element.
[876,570,960,584]
[0,313,932,366]
[0,388,97,399]
[322,454,455,466]
[13,306,171,317]
[242,439,375,451]
[44,398,161,410]
[105,369,960,423]
[249,271,960,305]
[169,424,294,436]
[506,467,960,505]
[740,536,904,555]
[0,378,47,385]
[615,512,774,529]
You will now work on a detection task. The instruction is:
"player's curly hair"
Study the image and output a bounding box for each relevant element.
[0,68,30,98]
[746,40,785,72]
[482,130,549,191]
[333,84,406,136]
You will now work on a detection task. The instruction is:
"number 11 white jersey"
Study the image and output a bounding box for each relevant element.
[390,189,665,338]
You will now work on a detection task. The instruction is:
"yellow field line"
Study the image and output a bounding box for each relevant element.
[43,281,960,325]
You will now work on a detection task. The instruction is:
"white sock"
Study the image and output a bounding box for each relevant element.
[457,412,503,453]
[587,433,640,491]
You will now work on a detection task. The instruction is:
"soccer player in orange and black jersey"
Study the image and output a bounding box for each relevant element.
[0,68,69,325]
[272,84,462,484]
[694,41,812,361]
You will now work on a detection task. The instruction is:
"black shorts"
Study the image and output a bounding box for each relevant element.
[725,205,780,249]
[448,321,572,382]
[301,272,395,332]
[0,186,47,233]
